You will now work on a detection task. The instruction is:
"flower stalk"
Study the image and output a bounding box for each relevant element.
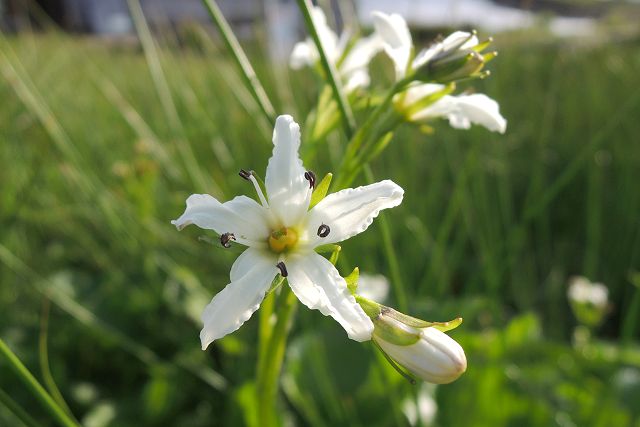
[0,338,80,427]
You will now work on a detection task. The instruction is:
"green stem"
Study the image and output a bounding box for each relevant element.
[201,0,276,124]
[296,0,356,138]
[39,299,76,421]
[256,285,298,427]
[335,78,410,189]
[0,339,80,427]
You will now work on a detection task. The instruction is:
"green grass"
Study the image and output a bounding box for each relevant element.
[1,27,640,426]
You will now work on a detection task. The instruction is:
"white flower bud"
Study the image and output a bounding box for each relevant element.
[373,315,467,384]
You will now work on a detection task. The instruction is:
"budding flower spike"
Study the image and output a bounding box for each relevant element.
[172,115,404,350]
[370,11,506,134]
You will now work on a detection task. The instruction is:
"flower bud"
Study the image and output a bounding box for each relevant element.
[367,304,467,384]
[412,31,496,83]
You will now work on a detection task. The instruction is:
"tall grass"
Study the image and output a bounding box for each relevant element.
[1,25,639,426]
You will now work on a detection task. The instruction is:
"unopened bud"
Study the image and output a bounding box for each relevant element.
[358,296,467,385]
[423,50,486,83]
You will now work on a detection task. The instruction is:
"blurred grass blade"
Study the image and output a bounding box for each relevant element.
[0,244,227,392]
[295,0,356,137]
[98,79,181,180]
[523,86,640,222]
[127,0,210,193]
[0,338,80,427]
[201,0,276,125]
[0,387,41,427]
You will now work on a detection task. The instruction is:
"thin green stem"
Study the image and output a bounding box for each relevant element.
[201,0,276,124]
[256,285,298,427]
[335,78,410,189]
[0,387,41,427]
[39,299,76,422]
[0,339,80,427]
[296,0,355,137]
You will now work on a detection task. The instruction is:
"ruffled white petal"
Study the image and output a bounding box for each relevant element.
[265,115,312,227]
[305,180,404,247]
[289,7,339,70]
[171,194,270,247]
[286,252,374,341]
[200,249,277,349]
[371,11,412,79]
[400,83,447,107]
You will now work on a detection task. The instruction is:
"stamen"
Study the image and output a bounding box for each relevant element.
[248,174,269,207]
[220,232,235,248]
[317,224,330,238]
[239,169,253,180]
[276,261,288,277]
[304,171,316,189]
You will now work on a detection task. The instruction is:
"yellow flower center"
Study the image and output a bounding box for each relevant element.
[268,227,299,253]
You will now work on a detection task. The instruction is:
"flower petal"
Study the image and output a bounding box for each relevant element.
[371,11,412,79]
[286,252,374,341]
[200,249,277,349]
[290,40,318,69]
[340,33,382,78]
[172,194,270,247]
[446,94,507,134]
[305,180,404,247]
[265,115,311,227]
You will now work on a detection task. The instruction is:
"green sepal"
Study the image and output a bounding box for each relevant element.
[382,306,463,332]
[372,340,417,385]
[267,275,286,295]
[404,83,455,120]
[328,245,340,265]
[344,267,359,295]
[373,315,420,346]
[355,296,382,319]
[314,244,341,254]
[309,173,332,208]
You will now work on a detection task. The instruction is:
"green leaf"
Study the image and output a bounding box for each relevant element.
[310,173,332,208]
[344,267,359,295]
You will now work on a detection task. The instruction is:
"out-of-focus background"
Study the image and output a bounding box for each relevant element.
[1,0,640,426]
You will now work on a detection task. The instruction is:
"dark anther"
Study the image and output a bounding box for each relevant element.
[304,171,316,189]
[276,261,288,277]
[220,232,236,248]
[317,224,330,238]
[239,169,253,180]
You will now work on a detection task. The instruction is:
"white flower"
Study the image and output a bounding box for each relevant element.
[568,276,608,308]
[371,12,506,134]
[371,11,478,80]
[374,319,467,384]
[172,115,404,350]
[290,6,381,92]
[357,273,390,303]
[400,83,507,134]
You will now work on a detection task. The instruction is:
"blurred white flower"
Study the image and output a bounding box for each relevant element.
[402,383,438,426]
[399,83,507,133]
[567,276,609,328]
[173,115,404,349]
[290,6,382,92]
[357,273,390,302]
[568,276,608,308]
